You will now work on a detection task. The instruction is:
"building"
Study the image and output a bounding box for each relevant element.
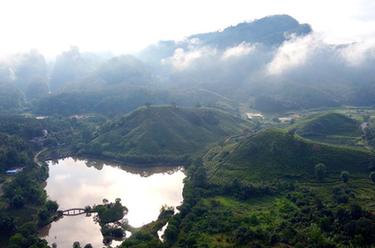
[5,167,24,175]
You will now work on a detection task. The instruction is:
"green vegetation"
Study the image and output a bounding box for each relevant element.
[82,106,250,164]
[158,129,375,247]
[0,115,61,248]
[1,14,375,247]
[370,171,375,183]
[204,128,374,184]
[315,163,327,181]
[94,198,128,225]
[0,83,25,113]
[2,103,375,248]
[0,165,52,248]
[295,113,362,146]
[120,206,175,248]
[0,133,33,171]
[341,171,350,183]
[93,198,128,243]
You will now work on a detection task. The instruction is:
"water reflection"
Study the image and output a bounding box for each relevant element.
[40,157,185,247]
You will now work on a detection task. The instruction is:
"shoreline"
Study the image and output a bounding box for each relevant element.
[39,147,190,168]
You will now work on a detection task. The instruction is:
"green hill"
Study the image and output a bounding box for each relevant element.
[83,106,250,164]
[295,113,362,146]
[205,128,374,184]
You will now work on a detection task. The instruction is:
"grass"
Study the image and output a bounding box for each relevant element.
[294,112,363,146]
[84,106,251,164]
[205,128,375,185]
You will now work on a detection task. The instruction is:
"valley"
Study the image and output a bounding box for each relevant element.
[1,105,375,247]
[0,11,375,248]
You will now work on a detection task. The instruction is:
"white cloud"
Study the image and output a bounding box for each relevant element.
[222,42,255,60]
[0,0,374,57]
[267,35,321,75]
[340,39,375,66]
[164,47,217,70]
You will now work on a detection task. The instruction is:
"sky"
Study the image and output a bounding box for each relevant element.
[0,0,374,57]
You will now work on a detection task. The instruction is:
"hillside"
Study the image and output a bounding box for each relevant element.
[161,128,375,248]
[295,113,362,146]
[33,87,238,116]
[205,128,374,183]
[83,106,250,164]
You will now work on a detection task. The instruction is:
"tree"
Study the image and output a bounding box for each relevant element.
[315,163,327,181]
[164,224,178,244]
[191,165,207,188]
[46,200,59,212]
[8,233,26,248]
[11,194,25,208]
[83,244,93,248]
[370,172,375,183]
[0,214,15,235]
[340,171,350,183]
[73,241,81,248]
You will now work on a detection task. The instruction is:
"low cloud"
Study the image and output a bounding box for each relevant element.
[339,39,375,66]
[266,35,321,75]
[162,46,217,70]
[159,32,375,93]
[222,42,255,60]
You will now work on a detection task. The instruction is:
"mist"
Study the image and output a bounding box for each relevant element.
[1,13,375,115]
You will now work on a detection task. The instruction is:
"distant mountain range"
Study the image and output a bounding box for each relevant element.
[2,14,375,115]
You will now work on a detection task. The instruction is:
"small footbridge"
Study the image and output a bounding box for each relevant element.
[58,208,96,216]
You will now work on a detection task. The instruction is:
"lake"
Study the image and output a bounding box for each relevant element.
[40,157,185,247]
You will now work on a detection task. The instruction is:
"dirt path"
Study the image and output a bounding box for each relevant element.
[34,148,47,167]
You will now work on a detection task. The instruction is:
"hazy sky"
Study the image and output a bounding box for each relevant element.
[0,0,374,57]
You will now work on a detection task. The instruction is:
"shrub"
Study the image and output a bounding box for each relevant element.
[370,172,375,183]
[340,171,350,183]
[315,163,327,181]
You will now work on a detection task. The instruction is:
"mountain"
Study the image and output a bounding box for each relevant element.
[139,15,311,63]
[82,106,250,164]
[205,128,374,184]
[189,14,311,48]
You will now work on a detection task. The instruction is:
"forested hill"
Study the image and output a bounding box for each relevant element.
[82,106,250,164]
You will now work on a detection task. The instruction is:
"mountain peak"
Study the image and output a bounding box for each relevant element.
[190,14,312,48]
[139,14,312,63]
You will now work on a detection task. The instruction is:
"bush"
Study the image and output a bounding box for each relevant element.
[315,163,327,181]
[72,241,81,248]
[340,171,350,183]
[10,195,25,208]
[45,200,59,212]
[0,214,15,235]
[370,172,375,183]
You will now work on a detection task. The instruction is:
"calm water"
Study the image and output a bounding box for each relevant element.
[40,158,185,247]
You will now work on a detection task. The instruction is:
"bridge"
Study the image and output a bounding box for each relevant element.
[60,208,91,216]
